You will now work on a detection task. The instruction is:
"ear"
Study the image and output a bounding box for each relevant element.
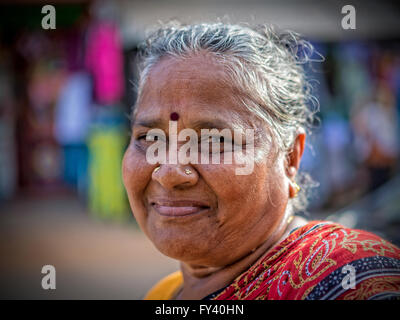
[285,128,306,179]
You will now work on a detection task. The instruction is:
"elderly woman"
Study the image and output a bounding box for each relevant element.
[122,22,400,300]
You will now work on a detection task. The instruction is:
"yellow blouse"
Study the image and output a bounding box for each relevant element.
[144,271,183,300]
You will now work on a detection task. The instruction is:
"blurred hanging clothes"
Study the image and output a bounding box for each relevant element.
[394,64,400,149]
[87,108,128,221]
[85,20,124,105]
[335,43,372,112]
[22,60,65,189]
[352,86,399,191]
[84,10,128,220]
[0,48,17,200]
[323,112,354,194]
[54,72,92,197]
[375,52,400,157]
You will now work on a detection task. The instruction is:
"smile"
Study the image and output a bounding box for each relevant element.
[150,200,211,217]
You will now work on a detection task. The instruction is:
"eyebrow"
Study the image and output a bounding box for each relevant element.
[190,119,233,131]
[133,118,164,128]
[133,118,236,131]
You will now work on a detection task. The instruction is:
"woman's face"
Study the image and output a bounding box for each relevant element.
[123,53,293,267]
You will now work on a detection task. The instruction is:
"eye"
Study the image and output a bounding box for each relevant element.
[200,135,233,154]
[138,134,159,141]
[211,136,224,143]
[137,133,165,142]
[134,132,166,152]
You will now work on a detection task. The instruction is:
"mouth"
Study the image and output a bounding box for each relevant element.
[150,199,211,217]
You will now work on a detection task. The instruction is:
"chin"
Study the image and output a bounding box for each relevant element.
[149,231,216,264]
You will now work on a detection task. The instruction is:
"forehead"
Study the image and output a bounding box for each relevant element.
[135,53,262,131]
[136,53,243,117]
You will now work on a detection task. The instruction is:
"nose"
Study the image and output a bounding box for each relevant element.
[152,165,198,190]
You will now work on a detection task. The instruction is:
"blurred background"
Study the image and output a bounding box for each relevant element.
[0,0,399,299]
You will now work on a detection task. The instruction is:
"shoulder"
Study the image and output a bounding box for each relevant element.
[208,221,400,300]
[144,271,183,300]
[282,221,400,300]
[293,220,400,262]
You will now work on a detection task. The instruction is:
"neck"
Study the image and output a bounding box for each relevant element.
[176,215,307,300]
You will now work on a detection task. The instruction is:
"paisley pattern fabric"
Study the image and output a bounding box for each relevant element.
[213,221,400,300]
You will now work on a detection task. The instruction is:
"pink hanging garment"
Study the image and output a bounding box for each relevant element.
[85,21,124,105]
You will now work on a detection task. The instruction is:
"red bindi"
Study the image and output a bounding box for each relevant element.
[170,112,179,121]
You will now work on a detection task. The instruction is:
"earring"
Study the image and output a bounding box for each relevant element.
[184,168,192,175]
[292,182,300,197]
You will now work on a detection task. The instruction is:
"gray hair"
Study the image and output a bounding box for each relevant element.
[134,22,320,213]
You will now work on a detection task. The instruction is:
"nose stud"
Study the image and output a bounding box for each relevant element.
[154,166,192,175]
[153,166,160,173]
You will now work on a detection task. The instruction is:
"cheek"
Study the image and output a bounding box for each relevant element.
[201,159,288,222]
[122,145,150,213]
[196,163,260,224]
[122,146,137,191]
[198,164,238,195]
[195,162,287,260]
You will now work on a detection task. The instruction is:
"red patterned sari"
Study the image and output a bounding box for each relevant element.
[208,221,400,300]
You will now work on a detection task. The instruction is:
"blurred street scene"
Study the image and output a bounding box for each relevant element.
[0,0,399,299]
